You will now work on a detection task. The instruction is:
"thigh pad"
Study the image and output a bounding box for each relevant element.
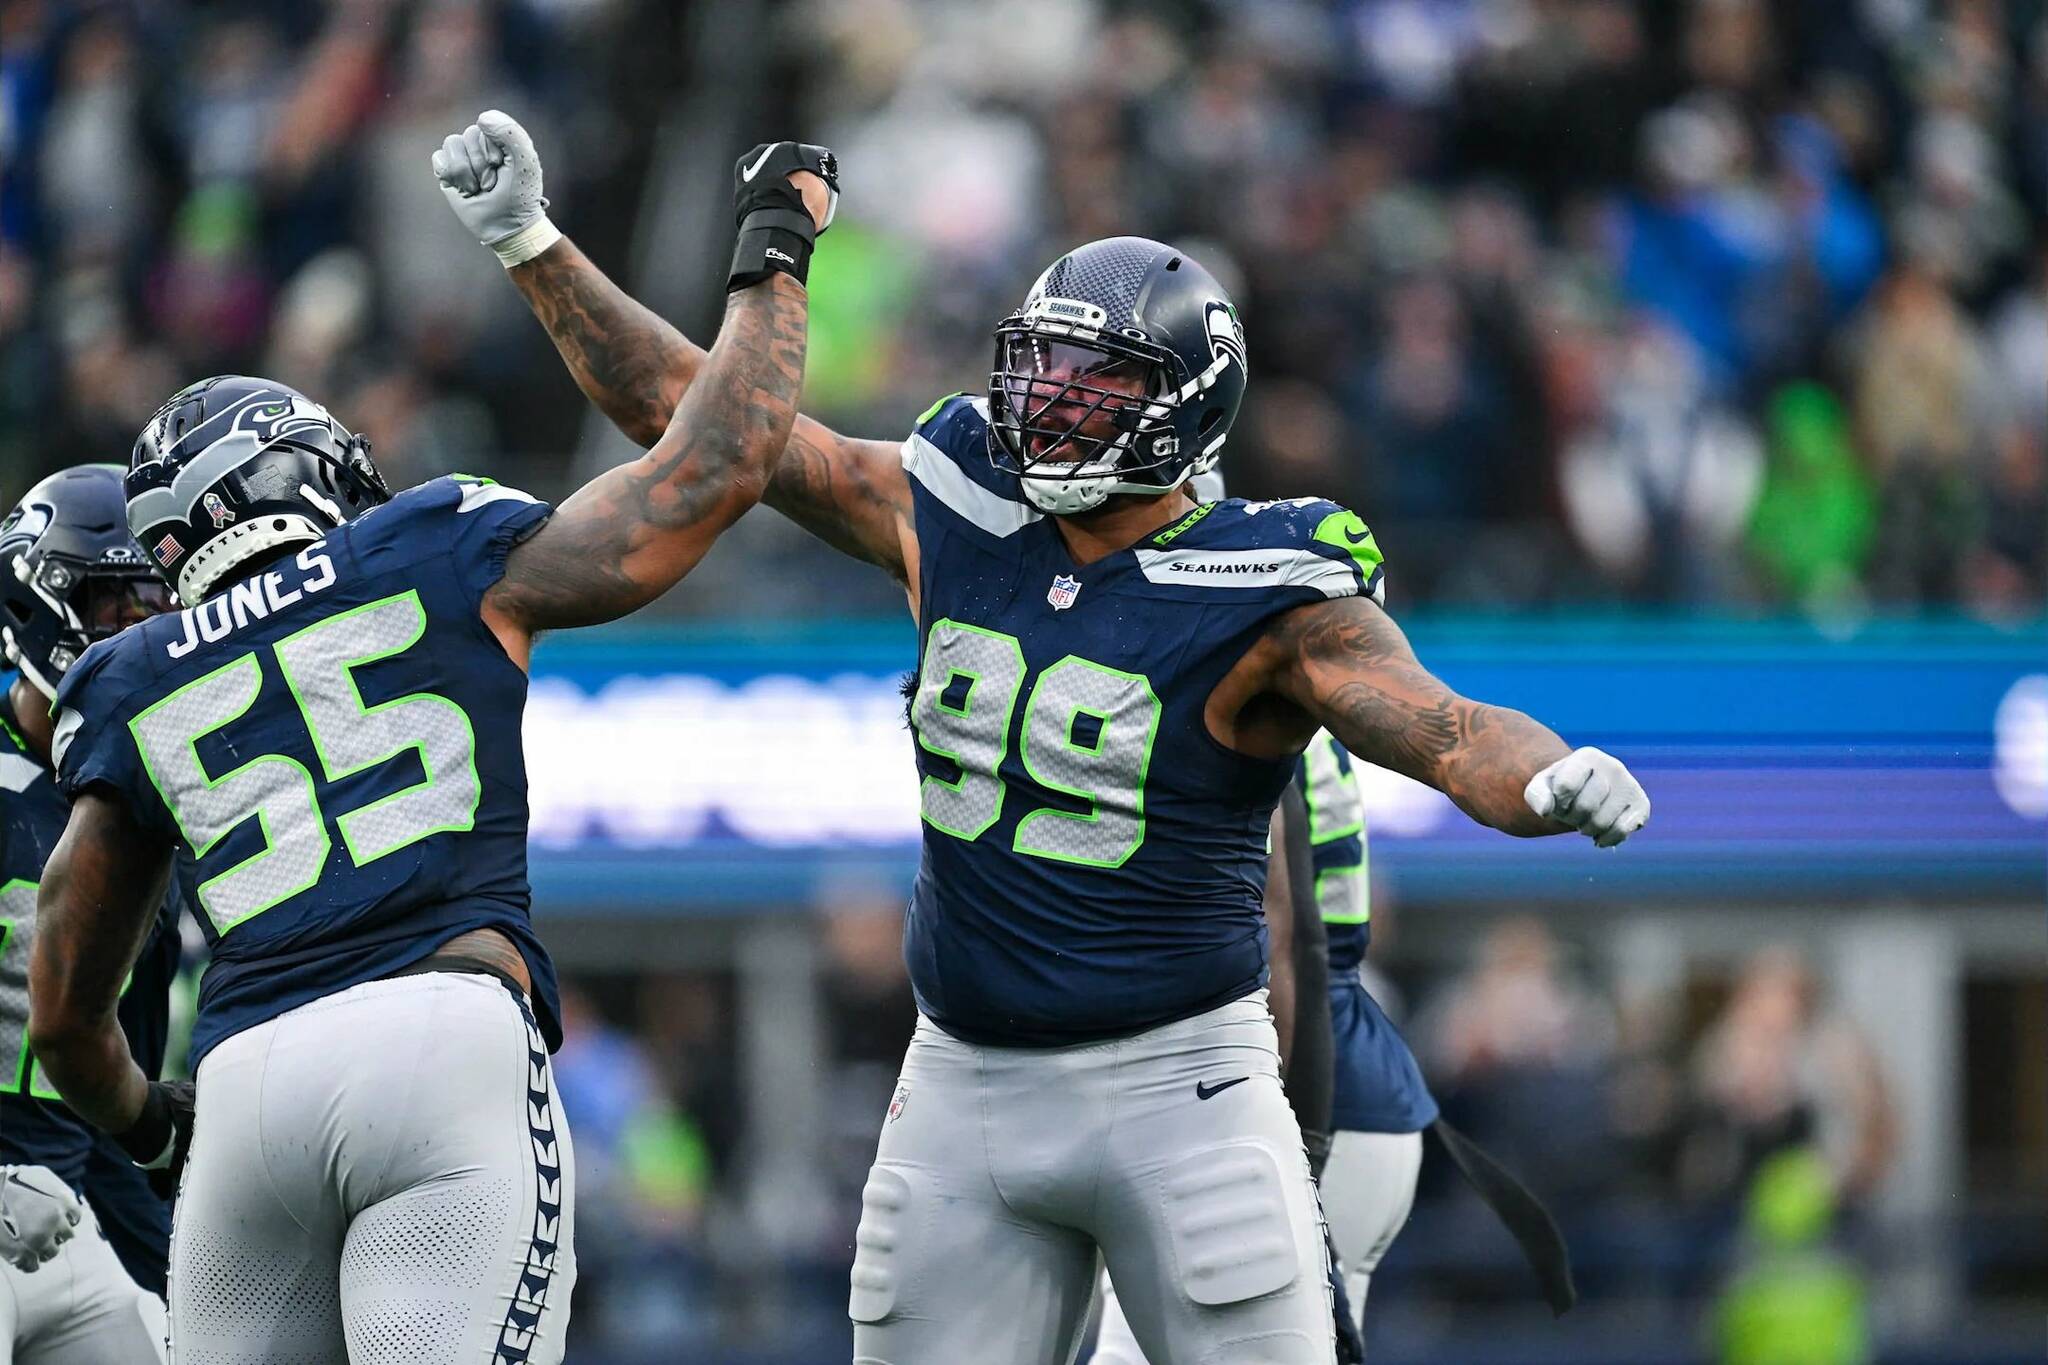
[848,1164,913,1325]
[1159,1141,1303,1308]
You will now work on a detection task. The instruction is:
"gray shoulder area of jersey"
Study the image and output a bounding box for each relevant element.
[899,397,1042,538]
[0,750,44,794]
[898,403,1365,602]
[449,477,541,515]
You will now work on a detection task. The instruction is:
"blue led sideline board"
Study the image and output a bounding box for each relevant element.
[522,617,2046,910]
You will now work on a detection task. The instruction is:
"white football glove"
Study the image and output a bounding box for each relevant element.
[0,1166,84,1273]
[432,109,561,268]
[1524,747,1650,848]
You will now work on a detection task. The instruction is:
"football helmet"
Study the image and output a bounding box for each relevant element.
[1,465,173,699]
[987,236,1247,515]
[127,376,389,602]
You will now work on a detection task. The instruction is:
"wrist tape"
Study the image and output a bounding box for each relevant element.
[490,216,562,269]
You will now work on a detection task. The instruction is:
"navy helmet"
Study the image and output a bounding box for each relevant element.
[987,236,1247,515]
[127,376,389,601]
[1,465,174,700]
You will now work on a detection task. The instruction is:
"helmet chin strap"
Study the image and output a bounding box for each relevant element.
[1018,464,1195,516]
[3,627,61,702]
[1020,474,1115,515]
[299,483,345,525]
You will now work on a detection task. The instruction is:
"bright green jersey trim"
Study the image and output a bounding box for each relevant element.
[917,391,967,426]
[1312,508,1383,583]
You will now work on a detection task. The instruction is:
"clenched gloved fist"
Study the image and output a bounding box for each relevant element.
[1524,747,1650,848]
[112,1079,197,1201]
[727,141,839,293]
[0,1166,84,1273]
[432,109,560,268]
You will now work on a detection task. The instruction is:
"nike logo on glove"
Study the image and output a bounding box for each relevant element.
[741,144,780,182]
[1195,1077,1249,1100]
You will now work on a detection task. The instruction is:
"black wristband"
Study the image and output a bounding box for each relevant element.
[112,1084,176,1168]
[727,141,838,293]
[728,192,817,293]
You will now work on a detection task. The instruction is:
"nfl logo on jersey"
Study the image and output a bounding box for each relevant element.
[1047,574,1081,611]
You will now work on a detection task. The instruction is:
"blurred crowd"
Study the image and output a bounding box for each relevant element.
[4,0,2045,619]
[793,0,2047,616]
[1,0,663,515]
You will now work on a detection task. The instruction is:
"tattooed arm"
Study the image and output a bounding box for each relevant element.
[508,239,916,584]
[483,266,812,634]
[1269,596,1573,836]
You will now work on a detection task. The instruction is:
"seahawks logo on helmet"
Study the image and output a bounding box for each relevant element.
[1204,301,1247,374]
[126,375,389,603]
[0,465,171,700]
[3,504,52,546]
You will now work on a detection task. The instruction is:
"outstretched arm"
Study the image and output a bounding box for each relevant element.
[1270,596,1649,843]
[483,267,812,632]
[434,111,914,584]
[30,792,172,1134]
[476,142,836,635]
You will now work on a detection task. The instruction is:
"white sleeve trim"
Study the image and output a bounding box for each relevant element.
[457,482,541,515]
[49,706,83,775]
[900,433,1040,538]
[1134,546,1360,598]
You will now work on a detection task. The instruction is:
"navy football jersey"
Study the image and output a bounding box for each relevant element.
[1295,730,1437,1134]
[0,680,180,1289]
[899,395,1387,1046]
[50,476,562,1070]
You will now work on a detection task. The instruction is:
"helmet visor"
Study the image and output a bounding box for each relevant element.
[80,572,174,638]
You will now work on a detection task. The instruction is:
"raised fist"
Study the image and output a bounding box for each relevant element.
[433,109,560,267]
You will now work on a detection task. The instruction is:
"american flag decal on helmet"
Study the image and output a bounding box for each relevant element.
[154,533,183,566]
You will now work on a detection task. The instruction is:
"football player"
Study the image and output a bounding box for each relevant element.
[441,111,1645,1364]
[0,465,179,1362]
[26,145,837,1363]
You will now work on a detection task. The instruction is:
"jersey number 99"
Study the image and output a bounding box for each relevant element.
[912,620,1160,868]
[128,591,480,936]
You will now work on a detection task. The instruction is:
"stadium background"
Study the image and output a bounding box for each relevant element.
[2,0,2043,1361]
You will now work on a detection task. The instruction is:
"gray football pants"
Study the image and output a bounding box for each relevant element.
[0,1193,165,1364]
[172,972,576,1364]
[1092,1128,1423,1362]
[850,992,1334,1365]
